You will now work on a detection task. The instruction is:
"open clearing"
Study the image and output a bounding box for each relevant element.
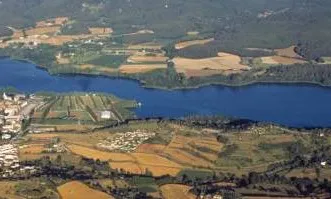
[127,54,167,63]
[275,46,302,58]
[36,17,68,27]
[119,64,167,73]
[257,46,306,65]
[12,26,61,38]
[173,52,249,77]
[57,181,114,199]
[88,27,113,35]
[261,56,306,65]
[160,184,196,199]
[175,38,214,49]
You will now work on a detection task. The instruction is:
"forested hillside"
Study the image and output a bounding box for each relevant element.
[1,0,331,55]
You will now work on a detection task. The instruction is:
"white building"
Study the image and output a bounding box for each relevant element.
[3,93,14,101]
[101,111,112,119]
[1,134,11,140]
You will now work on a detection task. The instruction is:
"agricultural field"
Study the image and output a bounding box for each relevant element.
[57,181,114,199]
[12,26,61,38]
[255,46,307,65]
[175,38,214,49]
[67,144,182,176]
[36,17,68,27]
[260,55,306,65]
[27,130,116,148]
[86,55,128,68]
[160,184,196,199]
[88,27,113,35]
[275,46,302,58]
[0,181,23,199]
[127,54,167,64]
[19,119,331,179]
[162,135,222,167]
[119,64,167,74]
[32,93,137,125]
[173,52,250,77]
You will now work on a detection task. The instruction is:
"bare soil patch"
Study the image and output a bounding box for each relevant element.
[119,64,167,74]
[175,38,214,49]
[89,27,113,35]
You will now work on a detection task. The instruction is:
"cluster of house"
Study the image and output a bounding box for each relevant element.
[0,144,35,178]
[0,93,29,139]
[97,130,155,152]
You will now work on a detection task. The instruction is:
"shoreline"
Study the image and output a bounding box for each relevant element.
[3,57,331,91]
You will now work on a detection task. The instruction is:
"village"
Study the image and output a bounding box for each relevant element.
[0,92,43,140]
[0,144,36,178]
[97,130,155,152]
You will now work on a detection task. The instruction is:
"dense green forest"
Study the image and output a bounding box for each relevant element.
[1,0,331,56]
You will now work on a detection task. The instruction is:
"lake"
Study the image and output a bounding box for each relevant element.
[0,58,331,127]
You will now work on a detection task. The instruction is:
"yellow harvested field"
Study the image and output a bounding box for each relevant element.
[275,46,302,58]
[110,162,142,173]
[13,26,61,38]
[175,38,214,49]
[173,52,249,77]
[141,165,181,176]
[132,153,180,167]
[261,56,306,65]
[19,144,45,154]
[68,144,182,176]
[160,184,196,199]
[119,64,167,74]
[127,55,167,63]
[58,181,114,199]
[135,144,166,153]
[89,27,113,35]
[68,144,134,161]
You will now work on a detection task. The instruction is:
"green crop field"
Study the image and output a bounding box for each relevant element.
[32,93,137,125]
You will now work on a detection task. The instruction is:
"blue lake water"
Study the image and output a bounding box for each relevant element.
[0,58,331,127]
